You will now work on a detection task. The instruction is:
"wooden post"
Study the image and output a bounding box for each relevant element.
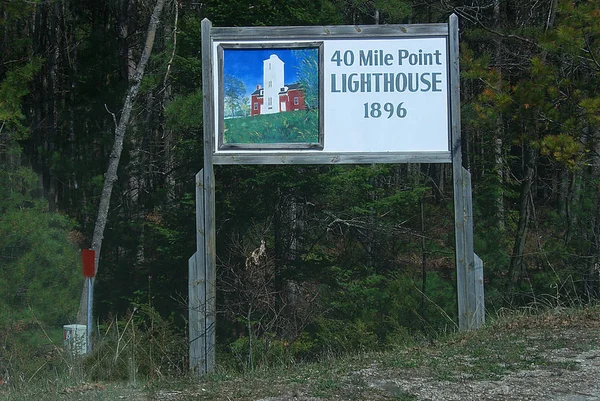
[201,18,217,373]
[474,254,485,327]
[449,14,469,331]
[188,253,203,373]
[189,171,207,375]
[462,167,477,329]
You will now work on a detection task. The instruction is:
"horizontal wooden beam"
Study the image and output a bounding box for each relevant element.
[213,152,451,165]
[210,23,449,41]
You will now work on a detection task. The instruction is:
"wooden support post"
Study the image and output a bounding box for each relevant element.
[462,167,477,329]
[188,253,204,373]
[191,17,216,378]
[474,253,485,327]
[201,18,217,373]
[190,171,207,375]
[449,14,470,331]
[450,16,485,330]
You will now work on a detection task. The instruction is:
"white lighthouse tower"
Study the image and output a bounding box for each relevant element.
[262,54,284,114]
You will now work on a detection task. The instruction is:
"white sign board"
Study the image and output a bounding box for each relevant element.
[324,38,448,152]
[208,23,454,164]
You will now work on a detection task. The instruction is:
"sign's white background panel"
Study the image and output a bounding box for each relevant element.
[214,37,449,154]
[324,37,448,152]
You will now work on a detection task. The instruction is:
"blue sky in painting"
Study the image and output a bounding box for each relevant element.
[224,48,313,97]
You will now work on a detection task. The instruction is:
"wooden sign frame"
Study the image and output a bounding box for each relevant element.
[190,15,483,376]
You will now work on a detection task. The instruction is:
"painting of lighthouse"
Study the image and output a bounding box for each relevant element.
[250,54,308,117]
[218,43,323,150]
[262,54,284,114]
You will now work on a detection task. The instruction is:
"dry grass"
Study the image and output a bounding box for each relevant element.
[1,305,599,400]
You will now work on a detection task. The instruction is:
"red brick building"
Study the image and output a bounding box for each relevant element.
[250,83,306,116]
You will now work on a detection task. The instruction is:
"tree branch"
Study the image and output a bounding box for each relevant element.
[163,0,179,87]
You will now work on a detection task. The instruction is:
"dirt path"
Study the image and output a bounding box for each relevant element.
[364,346,600,400]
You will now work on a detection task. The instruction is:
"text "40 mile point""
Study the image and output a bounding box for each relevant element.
[330,49,444,67]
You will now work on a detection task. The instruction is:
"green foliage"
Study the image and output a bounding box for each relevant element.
[540,134,582,169]
[0,306,185,394]
[227,335,297,371]
[374,0,412,23]
[0,58,42,140]
[313,317,379,355]
[335,0,412,24]
[224,110,319,144]
[293,49,319,109]
[310,269,456,356]
[0,164,80,326]
[223,74,248,118]
[205,0,345,26]
[165,90,203,130]
[580,97,600,127]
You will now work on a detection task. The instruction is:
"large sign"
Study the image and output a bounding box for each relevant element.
[194,17,480,378]
[208,23,455,164]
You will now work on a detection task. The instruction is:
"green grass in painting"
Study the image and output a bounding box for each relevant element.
[224,109,319,144]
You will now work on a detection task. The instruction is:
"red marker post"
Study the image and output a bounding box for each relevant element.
[81,249,96,278]
[81,249,96,354]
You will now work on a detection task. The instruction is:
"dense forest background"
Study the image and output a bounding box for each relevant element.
[1,0,600,372]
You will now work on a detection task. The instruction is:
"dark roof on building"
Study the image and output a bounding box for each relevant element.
[251,83,303,97]
[279,83,302,94]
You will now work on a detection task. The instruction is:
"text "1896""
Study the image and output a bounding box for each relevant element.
[363,102,407,119]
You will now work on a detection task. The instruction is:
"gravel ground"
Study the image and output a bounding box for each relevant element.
[252,321,600,401]
[364,347,600,401]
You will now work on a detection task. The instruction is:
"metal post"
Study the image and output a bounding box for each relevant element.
[86,277,93,353]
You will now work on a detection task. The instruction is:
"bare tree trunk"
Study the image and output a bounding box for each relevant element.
[162,0,178,200]
[493,0,506,231]
[46,1,60,212]
[508,145,537,292]
[118,0,137,82]
[77,0,166,325]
